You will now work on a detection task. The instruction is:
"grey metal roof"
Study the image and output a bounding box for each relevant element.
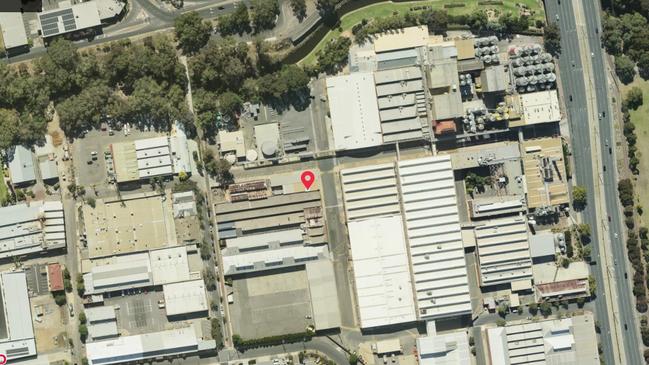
[7,145,35,185]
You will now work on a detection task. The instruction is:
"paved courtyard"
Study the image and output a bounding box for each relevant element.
[230,268,313,339]
[104,290,168,336]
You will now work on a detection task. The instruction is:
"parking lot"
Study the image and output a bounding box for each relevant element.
[72,127,161,187]
[104,290,169,336]
[25,264,50,297]
[230,268,313,339]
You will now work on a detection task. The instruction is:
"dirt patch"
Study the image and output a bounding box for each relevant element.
[32,295,68,352]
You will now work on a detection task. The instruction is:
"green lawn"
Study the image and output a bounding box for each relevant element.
[624,79,649,219]
[300,0,545,66]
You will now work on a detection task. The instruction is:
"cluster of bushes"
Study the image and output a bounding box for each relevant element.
[622,99,641,174]
[211,318,224,350]
[232,332,313,350]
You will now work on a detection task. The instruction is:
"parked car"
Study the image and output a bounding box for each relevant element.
[68,304,74,317]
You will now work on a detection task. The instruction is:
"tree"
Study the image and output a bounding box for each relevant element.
[498,12,530,34]
[79,311,87,324]
[601,13,623,55]
[218,92,243,118]
[0,108,21,150]
[86,197,96,208]
[217,3,250,35]
[76,274,85,297]
[204,151,233,185]
[56,84,113,136]
[528,302,538,315]
[618,178,635,207]
[421,9,448,34]
[64,278,72,292]
[316,37,352,74]
[637,51,649,80]
[290,0,307,21]
[348,353,359,365]
[174,12,212,55]
[573,185,587,210]
[79,324,88,341]
[582,245,592,260]
[54,293,67,306]
[589,275,597,297]
[561,257,570,268]
[577,223,591,241]
[316,0,338,23]
[497,304,509,317]
[466,12,489,34]
[36,38,80,99]
[544,23,561,56]
[200,241,212,260]
[625,86,644,110]
[190,38,256,94]
[615,55,637,84]
[496,319,506,327]
[251,0,280,32]
[539,302,552,317]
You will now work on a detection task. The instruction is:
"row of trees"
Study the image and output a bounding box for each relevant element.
[350,9,531,46]
[213,1,280,37]
[617,178,649,312]
[232,331,313,350]
[622,92,641,174]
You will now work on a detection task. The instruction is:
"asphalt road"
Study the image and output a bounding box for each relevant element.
[545,0,641,364]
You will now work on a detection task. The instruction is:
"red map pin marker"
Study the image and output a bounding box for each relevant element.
[300,170,315,191]
[0,353,7,365]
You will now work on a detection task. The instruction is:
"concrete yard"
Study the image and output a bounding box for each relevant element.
[31,295,67,353]
[230,268,313,339]
[104,290,168,336]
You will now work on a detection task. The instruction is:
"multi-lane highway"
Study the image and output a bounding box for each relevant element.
[545,0,642,364]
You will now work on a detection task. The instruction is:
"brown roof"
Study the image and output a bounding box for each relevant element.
[48,263,64,292]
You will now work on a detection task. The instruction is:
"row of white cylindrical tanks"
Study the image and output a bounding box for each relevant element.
[461,103,509,133]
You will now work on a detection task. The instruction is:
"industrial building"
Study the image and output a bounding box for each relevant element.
[340,155,472,327]
[83,246,191,295]
[348,216,417,328]
[47,263,64,292]
[0,1,28,54]
[7,145,36,186]
[85,306,119,341]
[163,279,208,317]
[217,130,246,162]
[326,73,383,151]
[398,156,471,320]
[512,90,561,126]
[0,271,37,361]
[485,313,599,364]
[532,260,591,302]
[110,128,191,183]
[253,123,281,160]
[38,1,102,40]
[215,189,325,244]
[86,325,215,365]
[222,242,329,276]
[521,137,569,210]
[0,200,66,259]
[474,216,533,289]
[416,323,469,365]
[83,192,177,258]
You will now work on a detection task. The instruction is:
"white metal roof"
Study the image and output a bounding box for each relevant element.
[0,10,27,49]
[397,156,471,320]
[85,306,117,323]
[373,26,429,53]
[163,279,207,316]
[38,1,101,38]
[326,73,383,151]
[519,90,561,125]
[225,229,303,251]
[475,216,533,287]
[348,216,416,328]
[417,330,470,365]
[340,163,400,221]
[149,246,190,285]
[86,326,199,365]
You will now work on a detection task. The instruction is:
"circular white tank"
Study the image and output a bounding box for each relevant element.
[261,141,277,157]
[246,149,258,162]
[225,154,236,165]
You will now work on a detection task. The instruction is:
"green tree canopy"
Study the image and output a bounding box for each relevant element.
[218,92,243,118]
[174,12,212,54]
[573,185,588,210]
[57,84,113,136]
[217,3,250,35]
[615,54,637,84]
[625,86,644,110]
[251,0,280,32]
[0,109,21,150]
[190,38,255,93]
[290,0,307,21]
[36,38,80,99]
[543,23,561,56]
[316,37,351,75]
